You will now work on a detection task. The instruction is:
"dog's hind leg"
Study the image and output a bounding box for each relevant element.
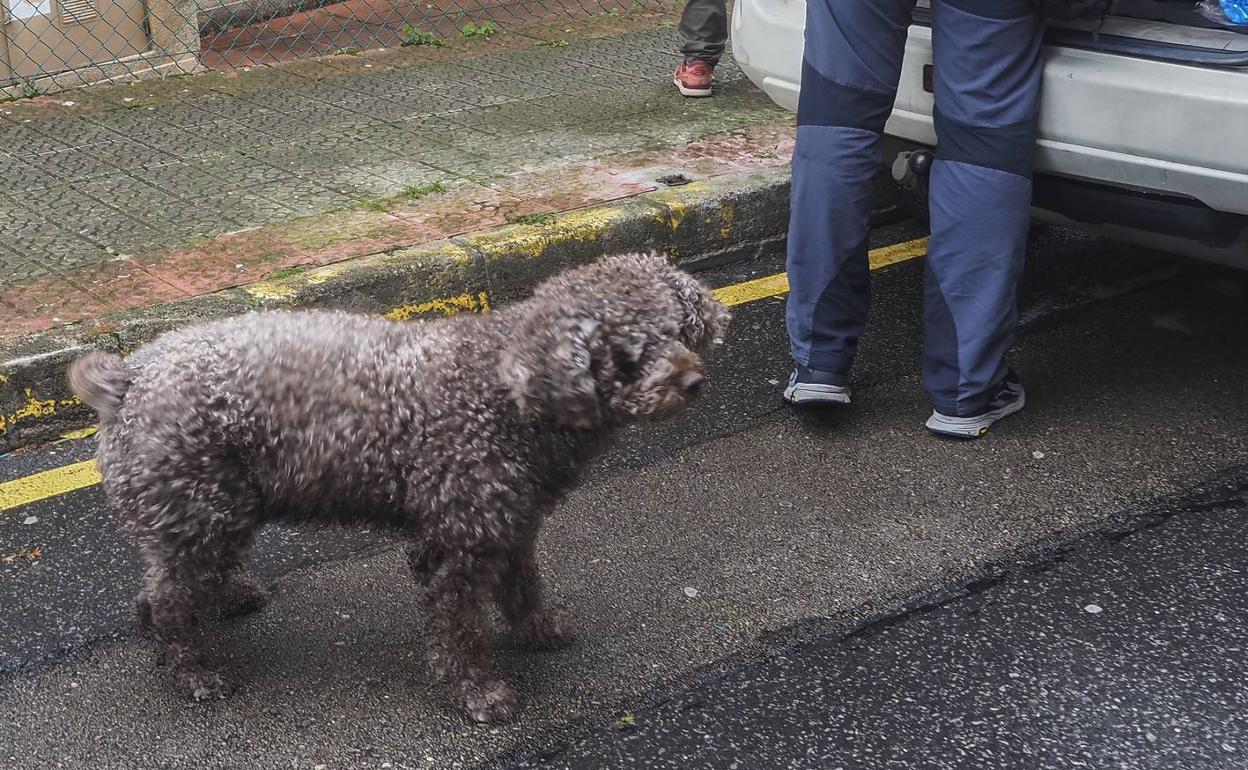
[208,519,268,620]
[412,545,516,723]
[143,552,231,700]
[494,538,575,651]
[138,482,261,700]
[211,570,268,620]
[135,582,156,639]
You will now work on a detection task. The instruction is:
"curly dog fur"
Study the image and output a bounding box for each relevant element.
[69,253,729,722]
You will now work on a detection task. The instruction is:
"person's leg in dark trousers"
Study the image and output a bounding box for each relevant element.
[783,0,915,404]
[922,0,1042,437]
[679,0,727,64]
[674,0,727,97]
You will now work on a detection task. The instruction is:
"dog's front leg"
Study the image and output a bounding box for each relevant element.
[495,539,575,651]
[416,547,516,723]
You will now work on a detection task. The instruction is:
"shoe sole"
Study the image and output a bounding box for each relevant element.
[925,388,1026,439]
[673,78,712,98]
[784,382,851,406]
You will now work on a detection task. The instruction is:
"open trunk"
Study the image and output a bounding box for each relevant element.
[1113,0,1244,32]
[912,1,1248,67]
[1055,5,1248,67]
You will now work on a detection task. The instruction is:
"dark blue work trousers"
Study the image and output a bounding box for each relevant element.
[786,0,1043,415]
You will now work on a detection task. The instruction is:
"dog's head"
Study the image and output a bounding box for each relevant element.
[499,253,731,429]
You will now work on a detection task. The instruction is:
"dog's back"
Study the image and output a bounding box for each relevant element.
[75,310,434,424]
[74,309,475,525]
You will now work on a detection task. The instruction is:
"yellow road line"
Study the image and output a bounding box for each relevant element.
[0,459,102,512]
[0,236,928,514]
[713,272,790,307]
[713,237,928,307]
[870,236,929,270]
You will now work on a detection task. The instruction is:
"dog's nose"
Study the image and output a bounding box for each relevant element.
[679,371,705,396]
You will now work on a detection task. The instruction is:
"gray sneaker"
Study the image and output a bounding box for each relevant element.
[925,371,1025,439]
[783,364,851,406]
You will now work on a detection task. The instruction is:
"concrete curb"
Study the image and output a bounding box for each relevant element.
[0,166,895,453]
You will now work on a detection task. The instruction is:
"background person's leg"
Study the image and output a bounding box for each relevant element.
[785,0,916,395]
[674,0,727,96]
[923,0,1042,421]
[677,0,727,65]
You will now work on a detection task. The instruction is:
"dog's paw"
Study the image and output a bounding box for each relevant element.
[461,680,517,724]
[211,574,269,620]
[520,609,576,651]
[178,669,233,701]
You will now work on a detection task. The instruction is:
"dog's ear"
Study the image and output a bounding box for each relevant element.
[499,302,606,429]
[662,265,731,351]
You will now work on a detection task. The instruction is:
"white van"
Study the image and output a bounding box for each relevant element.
[731,1,1248,268]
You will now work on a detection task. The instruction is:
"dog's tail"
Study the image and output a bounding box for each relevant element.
[68,351,131,421]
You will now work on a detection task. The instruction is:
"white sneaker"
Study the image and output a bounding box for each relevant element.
[782,364,851,406]
[925,372,1025,439]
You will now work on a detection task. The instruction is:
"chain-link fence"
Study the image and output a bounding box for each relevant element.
[0,0,665,96]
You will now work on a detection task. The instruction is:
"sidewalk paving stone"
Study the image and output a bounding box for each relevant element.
[1,16,794,340]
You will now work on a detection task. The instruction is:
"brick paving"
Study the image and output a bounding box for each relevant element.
[0,16,794,341]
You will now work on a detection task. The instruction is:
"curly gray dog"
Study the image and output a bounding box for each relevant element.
[69,252,729,722]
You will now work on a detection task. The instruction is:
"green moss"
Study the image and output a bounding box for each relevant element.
[265,266,307,281]
[506,212,557,226]
[398,181,448,199]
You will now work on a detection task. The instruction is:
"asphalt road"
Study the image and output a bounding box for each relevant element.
[2,221,1247,769]
[516,470,1248,770]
